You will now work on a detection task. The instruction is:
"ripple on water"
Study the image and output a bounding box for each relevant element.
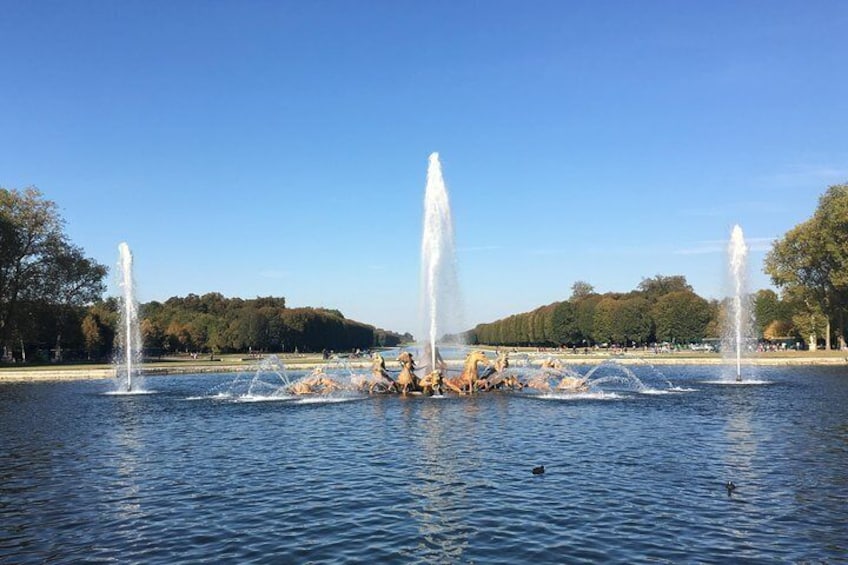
[0,367,846,562]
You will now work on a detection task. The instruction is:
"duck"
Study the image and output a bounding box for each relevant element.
[532,465,545,475]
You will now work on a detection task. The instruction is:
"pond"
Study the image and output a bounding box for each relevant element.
[1,365,846,563]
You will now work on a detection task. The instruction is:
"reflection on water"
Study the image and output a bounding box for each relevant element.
[111,398,146,527]
[722,392,757,479]
[0,366,846,563]
[408,399,472,563]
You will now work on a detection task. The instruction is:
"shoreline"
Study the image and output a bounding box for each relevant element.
[1,352,846,383]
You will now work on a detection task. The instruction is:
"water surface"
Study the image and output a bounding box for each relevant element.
[1,365,845,563]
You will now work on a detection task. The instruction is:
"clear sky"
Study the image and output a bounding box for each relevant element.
[2,1,847,336]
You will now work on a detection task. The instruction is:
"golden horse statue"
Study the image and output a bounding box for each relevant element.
[444,350,489,394]
[396,351,419,395]
[369,352,398,393]
[477,351,517,390]
[525,358,589,393]
[288,367,342,395]
[418,370,443,395]
[555,375,589,392]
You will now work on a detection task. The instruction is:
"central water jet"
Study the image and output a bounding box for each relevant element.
[420,152,463,370]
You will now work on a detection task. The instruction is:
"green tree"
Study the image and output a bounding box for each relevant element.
[81,314,101,360]
[0,187,66,355]
[0,187,106,360]
[652,290,712,344]
[574,294,602,345]
[590,295,652,346]
[616,296,652,345]
[550,301,579,345]
[593,297,618,345]
[226,308,268,351]
[42,245,107,360]
[753,289,793,338]
[765,184,848,349]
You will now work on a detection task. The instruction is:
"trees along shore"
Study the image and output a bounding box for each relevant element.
[3,182,847,367]
[0,186,410,365]
[469,183,848,352]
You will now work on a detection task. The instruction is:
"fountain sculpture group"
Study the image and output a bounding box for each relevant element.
[229,348,625,399]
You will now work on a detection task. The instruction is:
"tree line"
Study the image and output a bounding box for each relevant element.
[120,292,412,354]
[468,277,808,349]
[468,276,719,348]
[469,184,848,350]
[80,294,412,362]
[0,187,410,363]
[3,182,846,361]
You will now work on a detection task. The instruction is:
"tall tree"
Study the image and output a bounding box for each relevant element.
[42,245,107,360]
[574,294,602,345]
[652,290,712,344]
[0,187,106,359]
[593,297,618,345]
[0,188,64,354]
[765,184,848,349]
[616,296,653,345]
[550,301,578,345]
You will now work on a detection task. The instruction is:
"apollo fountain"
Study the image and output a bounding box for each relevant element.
[211,153,681,399]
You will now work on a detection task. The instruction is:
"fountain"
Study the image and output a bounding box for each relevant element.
[723,225,752,382]
[211,355,293,400]
[206,355,366,402]
[420,152,464,371]
[115,242,144,392]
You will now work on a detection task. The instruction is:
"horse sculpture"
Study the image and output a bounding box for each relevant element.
[444,350,490,394]
[288,367,342,395]
[525,357,589,393]
[369,352,398,393]
[396,351,419,395]
[555,375,589,392]
[418,370,443,395]
[477,351,522,391]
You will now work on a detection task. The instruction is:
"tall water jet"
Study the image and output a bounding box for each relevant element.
[420,152,464,369]
[723,225,752,382]
[115,242,143,392]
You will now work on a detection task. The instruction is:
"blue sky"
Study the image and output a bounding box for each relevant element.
[2,1,847,336]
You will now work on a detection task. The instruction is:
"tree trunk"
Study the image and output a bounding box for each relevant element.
[826,319,832,351]
[809,333,817,351]
[20,337,26,363]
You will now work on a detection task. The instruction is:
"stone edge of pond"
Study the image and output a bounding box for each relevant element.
[1,355,846,383]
